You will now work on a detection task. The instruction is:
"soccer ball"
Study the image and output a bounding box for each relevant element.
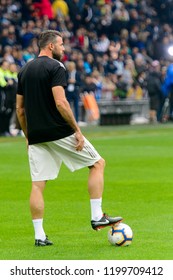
[108,223,133,246]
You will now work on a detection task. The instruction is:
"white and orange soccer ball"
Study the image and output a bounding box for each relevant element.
[108,223,133,246]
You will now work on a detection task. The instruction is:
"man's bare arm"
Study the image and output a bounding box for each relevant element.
[16,94,28,138]
[52,86,84,151]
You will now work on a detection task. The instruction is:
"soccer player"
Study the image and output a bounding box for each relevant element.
[16,30,123,246]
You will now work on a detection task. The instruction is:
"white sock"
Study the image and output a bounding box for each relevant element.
[90,198,103,221]
[32,219,46,240]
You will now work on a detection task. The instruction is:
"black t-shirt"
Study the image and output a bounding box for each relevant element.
[17,56,74,144]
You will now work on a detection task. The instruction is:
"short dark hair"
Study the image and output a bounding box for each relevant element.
[38,30,62,49]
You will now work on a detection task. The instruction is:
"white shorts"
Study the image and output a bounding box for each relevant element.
[28,134,101,181]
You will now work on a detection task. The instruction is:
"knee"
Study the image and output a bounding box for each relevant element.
[100,157,106,167]
[32,181,46,191]
[95,157,105,170]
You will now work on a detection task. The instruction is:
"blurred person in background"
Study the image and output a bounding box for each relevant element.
[161,64,173,121]
[65,61,82,123]
[146,60,163,123]
[127,81,143,100]
[52,0,69,20]
[101,73,116,100]
[0,61,17,136]
[32,0,54,20]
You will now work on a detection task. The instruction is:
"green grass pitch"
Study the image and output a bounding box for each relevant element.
[0,124,173,260]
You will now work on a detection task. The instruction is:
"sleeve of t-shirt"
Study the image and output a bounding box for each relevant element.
[51,65,67,88]
[16,72,23,95]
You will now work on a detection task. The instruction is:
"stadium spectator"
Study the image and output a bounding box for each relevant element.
[83,53,95,74]
[127,81,143,100]
[93,33,110,54]
[114,74,128,99]
[161,64,173,121]
[146,60,163,123]
[65,61,82,122]
[52,0,69,20]
[2,46,15,63]
[19,20,36,49]
[101,74,116,100]
[121,58,135,90]
[82,74,97,95]
[32,0,54,20]
[91,69,103,101]
[0,60,17,135]
[80,2,93,30]
[75,27,89,52]
[65,0,82,32]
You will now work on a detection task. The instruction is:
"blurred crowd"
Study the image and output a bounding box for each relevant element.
[1,0,173,135]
